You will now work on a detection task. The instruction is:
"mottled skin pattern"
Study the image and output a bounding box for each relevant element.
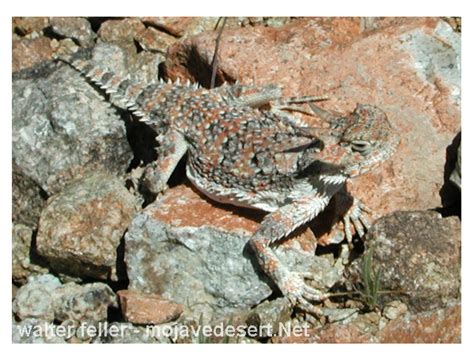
[65,56,400,314]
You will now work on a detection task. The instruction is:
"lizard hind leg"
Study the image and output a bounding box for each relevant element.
[141,129,188,195]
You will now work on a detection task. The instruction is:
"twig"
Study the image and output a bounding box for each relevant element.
[327,290,410,298]
[210,17,227,89]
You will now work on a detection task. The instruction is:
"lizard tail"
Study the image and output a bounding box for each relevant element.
[57,50,154,124]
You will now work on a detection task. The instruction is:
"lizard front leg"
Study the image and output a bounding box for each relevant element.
[249,195,332,315]
[316,191,373,246]
[142,129,188,194]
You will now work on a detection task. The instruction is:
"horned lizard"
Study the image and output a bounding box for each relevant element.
[62,53,400,315]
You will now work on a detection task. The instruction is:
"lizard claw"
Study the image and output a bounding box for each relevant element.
[343,198,372,245]
[279,271,327,316]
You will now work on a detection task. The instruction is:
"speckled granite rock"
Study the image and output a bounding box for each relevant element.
[36,171,138,280]
[12,224,49,285]
[50,17,96,47]
[12,164,45,228]
[13,274,117,324]
[12,318,67,343]
[272,303,460,343]
[135,26,177,53]
[12,64,132,195]
[13,17,49,36]
[97,18,145,56]
[349,211,461,312]
[117,290,184,325]
[95,322,171,344]
[12,36,54,72]
[13,274,62,321]
[52,282,117,323]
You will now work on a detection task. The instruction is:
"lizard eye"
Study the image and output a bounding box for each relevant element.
[350,140,371,155]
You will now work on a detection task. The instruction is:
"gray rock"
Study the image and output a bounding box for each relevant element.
[97,18,145,57]
[321,308,359,324]
[244,298,292,338]
[125,185,345,321]
[13,274,62,321]
[95,322,171,344]
[450,138,461,189]
[12,318,67,343]
[50,17,96,47]
[53,282,117,323]
[82,43,162,103]
[135,26,176,53]
[125,208,272,320]
[12,164,45,228]
[12,64,132,195]
[398,20,461,106]
[12,224,49,285]
[13,274,117,324]
[349,211,461,312]
[89,42,128,78]
[36,171,138,281]
[382,300,408,320]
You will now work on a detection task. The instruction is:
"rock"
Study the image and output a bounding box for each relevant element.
[86,42,127,77]
[129,51,164,85]
[117,290,184,325]
[140,17,220,38]
[135,27,177,53]
[97,18,145,57]
[36,171,137,281]
[13,274,61,322]
[349,311,382,335]
[382,300,408,320]
[13,17,49,36]
[272,303,460,343]
[350,211,460,312]
[12,37,54,72]
[12,224,49,285]
[95,322,170,343]
[53,282,117,323]
[12,164,45,228]
[244,298,292,338]
[321,308,359,324]
[49,17,96,47]
[87,42,162,88]
[125,184,345,321]
[450,136,461,189]
[139,17,292,40]
[90,25,164,86]
[12,318,67,343]
[13,274,117,324]
[12,64,132,195]
[376,303,461,343]
[163,18,460,213]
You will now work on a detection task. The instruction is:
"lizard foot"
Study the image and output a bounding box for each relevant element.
[279,270,328,316]
[343,198,373,245]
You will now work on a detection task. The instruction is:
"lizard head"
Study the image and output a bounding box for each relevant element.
[338,104,400,178]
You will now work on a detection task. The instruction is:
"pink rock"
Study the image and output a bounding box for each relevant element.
[118,290,184,325]
[164,17,460,215]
